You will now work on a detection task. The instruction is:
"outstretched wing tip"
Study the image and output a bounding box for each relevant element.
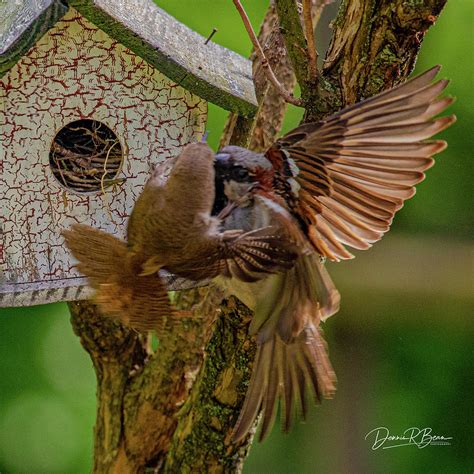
[427,139,448,155]
[420,64,441,79]
[439,113,457,125]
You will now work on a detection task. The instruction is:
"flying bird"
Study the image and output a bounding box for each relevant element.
[212,66,456,441]
[63,142,298,332]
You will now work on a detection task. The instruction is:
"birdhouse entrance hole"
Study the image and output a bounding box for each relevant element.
[49,119,124,193]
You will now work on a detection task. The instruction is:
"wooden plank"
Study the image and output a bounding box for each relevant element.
[0,274,206,307]
[0,278,93,307]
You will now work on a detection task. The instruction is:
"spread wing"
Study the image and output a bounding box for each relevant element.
[172,227,299,283]
[220,227,299,282]
[268,66,456,261]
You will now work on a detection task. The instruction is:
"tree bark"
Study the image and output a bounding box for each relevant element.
[68,287,222,472]
[70,0,448,472]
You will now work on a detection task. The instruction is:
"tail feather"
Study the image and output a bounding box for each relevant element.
[292,359,308,419]
[94,272,175,333]
[232,323,336,442]
[63,224,174,332]
[312,257,341,320]
[280,342,294,433]
[250,254,340,343]
[301,324,336,401]
[251,275,291,343]
[62,224,128,289]
[260,337,279,438]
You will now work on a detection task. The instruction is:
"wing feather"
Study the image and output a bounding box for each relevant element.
[270,66,455,260]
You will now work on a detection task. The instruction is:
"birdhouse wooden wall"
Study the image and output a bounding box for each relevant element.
[0,8,207,305]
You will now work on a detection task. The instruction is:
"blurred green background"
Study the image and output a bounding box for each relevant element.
[0,1,472,473]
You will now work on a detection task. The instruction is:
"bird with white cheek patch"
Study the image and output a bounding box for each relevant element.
[213,66,456,442]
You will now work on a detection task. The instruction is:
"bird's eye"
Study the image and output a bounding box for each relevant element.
[233,168,249,180]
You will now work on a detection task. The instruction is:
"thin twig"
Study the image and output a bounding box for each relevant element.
[101,140,120,225]
[232,0,303,107]
[303,0,318,84]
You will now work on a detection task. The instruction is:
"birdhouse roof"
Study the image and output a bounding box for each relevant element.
[0,0,258,116]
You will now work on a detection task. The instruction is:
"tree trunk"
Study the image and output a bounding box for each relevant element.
[69,0,447,471]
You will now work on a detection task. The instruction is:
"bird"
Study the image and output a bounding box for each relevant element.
[212,65,456,441]
[63,142,299,333]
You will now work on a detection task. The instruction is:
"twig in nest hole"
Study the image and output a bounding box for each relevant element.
[50,124,122,193]
[100,140,121,225]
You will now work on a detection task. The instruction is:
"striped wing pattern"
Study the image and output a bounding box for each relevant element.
[222,227,299,282]
[174,227,299,282]
[274,66,456,261]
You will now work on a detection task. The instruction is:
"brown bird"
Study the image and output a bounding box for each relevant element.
[63,142,298,332]
[212,66,456,441]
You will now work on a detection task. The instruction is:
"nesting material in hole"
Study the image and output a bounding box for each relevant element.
[49,119,124,192]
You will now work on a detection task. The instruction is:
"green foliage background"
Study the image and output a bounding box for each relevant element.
[0,1,472,472]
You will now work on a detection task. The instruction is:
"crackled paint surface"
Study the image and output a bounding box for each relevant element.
[0,8,207,294]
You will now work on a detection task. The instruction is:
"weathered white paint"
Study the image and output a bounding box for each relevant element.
[0,8,207,306]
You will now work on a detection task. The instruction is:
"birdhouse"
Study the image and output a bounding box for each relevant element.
[0,0,257,307]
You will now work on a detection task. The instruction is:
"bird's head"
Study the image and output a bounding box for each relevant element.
[214,146,275,206]
[215,146,272,173]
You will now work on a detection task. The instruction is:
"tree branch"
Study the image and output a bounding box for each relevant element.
[220,3,297,151]
[273,0,329,119]
[68,301,146,472]
[322,0,448,113]
[274,0,310,96]
[163,298,256,472]
[69,287,220,472]
[302,0,318,84]
[232,0,302,106]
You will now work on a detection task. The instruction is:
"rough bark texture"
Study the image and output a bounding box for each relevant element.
[68,286,223,472]
[69,0,448,472]
[322,0,448,113]
[163,298,256,473]
[276,0,447,121]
